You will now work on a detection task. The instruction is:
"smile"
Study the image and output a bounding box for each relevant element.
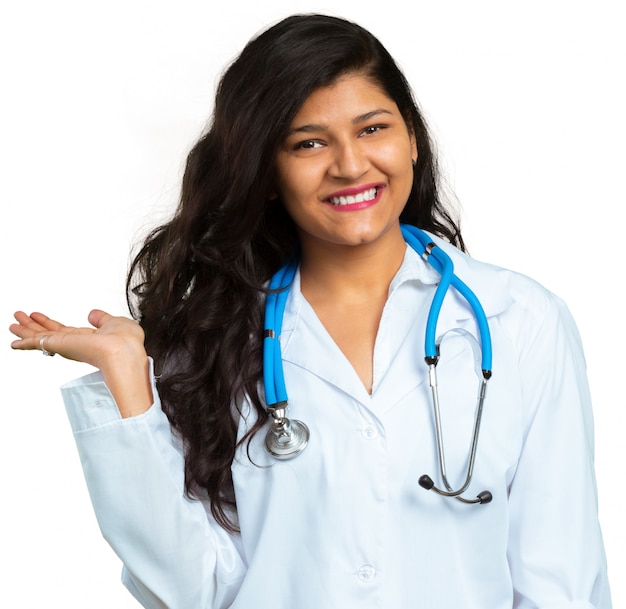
[328,187,378,206]
[326,186,382,211]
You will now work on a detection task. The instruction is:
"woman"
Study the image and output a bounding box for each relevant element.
[9,14,611,609]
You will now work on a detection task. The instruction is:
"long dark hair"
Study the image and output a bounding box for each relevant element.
[127,14,464,531]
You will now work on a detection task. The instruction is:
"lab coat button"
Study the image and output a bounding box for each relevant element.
[357,564,376,582]
[361,425,378,440]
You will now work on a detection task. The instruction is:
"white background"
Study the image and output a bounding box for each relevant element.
[1,0,624,606]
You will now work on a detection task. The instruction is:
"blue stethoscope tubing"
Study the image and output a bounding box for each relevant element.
[262,260,309,458]
[263,223,493,504]
[263,261,297,406]
[399,225,492,372]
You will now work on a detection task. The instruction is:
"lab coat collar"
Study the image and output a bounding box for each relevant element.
[427,234,514,321]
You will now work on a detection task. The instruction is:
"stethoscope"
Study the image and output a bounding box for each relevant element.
[263,224,493,505]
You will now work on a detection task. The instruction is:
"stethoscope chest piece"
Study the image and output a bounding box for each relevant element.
[264,403,310,459]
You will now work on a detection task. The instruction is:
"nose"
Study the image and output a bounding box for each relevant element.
[328,140,369,180]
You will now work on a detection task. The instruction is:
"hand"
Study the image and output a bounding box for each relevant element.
[10,310,145,369]
[10,310,153,417]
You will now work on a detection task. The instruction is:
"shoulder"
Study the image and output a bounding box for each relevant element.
[432,236,572,333]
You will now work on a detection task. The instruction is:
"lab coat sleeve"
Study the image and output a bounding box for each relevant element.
[61,362,246,609]
[506,292,611,609]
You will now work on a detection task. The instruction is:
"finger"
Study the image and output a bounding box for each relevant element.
[29,311,66,332]
[39,334,56,356]
[88,309,114,328]
[9,319,55,350]
[10,331,55,353]
[11,327,93,360]
[10,312,72,352]
[11,332,60,357]
[10,312,46,340]
[12,311,65,335]
[13,311,38,326]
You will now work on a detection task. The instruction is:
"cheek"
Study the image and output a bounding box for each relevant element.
[275,173,312,225]
[277,161,322,205]
[374,140,414,174]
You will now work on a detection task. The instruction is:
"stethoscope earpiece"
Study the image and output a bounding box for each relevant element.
[418,474,435,490]
[477,491,493,504]
[419,474,493,505]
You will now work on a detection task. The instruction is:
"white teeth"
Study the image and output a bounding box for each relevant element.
[329,187,377,206]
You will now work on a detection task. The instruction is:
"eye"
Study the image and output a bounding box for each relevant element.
[360,124,387,136]
[293,139,324,151]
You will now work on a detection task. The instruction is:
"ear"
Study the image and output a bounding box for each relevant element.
[410,131,418,166]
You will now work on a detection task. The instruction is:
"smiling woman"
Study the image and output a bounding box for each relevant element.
[274,72,420,393]
[9,13,612,609]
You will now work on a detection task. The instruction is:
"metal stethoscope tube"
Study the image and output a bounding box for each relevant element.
[418,369,493,504]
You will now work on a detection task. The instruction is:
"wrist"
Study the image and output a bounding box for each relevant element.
[101,352,153,418]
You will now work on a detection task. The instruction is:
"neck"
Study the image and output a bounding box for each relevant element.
[299,224,407,303]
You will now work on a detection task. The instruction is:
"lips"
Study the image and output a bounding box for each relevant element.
[324,184,384,209]
[328,186,377,206]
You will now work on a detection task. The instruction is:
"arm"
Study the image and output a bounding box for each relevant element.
[507,295,611,608]
[11,310,247,607]
[62,366,246,608]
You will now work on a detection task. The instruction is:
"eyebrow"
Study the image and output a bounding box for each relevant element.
[286,108,393,136]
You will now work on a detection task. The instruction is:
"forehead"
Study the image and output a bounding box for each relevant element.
[291,73,397,122]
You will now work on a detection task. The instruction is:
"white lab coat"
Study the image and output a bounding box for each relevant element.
[61,239,611,608]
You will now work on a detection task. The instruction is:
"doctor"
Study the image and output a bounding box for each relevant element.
[10,14,610,609]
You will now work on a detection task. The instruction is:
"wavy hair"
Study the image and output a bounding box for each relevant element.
[127,14,465,531]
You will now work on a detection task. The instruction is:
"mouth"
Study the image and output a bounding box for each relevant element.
[325,185,383,207]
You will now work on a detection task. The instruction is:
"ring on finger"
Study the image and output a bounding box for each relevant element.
[40,335,56,357]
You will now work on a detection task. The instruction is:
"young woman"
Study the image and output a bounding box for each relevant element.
[10,14,611,609]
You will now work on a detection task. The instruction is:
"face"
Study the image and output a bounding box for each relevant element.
[275,73,417,254]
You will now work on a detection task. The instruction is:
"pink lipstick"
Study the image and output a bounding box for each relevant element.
[324,184,384,212]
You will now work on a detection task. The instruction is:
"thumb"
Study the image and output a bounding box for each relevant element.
[88,309,114,328]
